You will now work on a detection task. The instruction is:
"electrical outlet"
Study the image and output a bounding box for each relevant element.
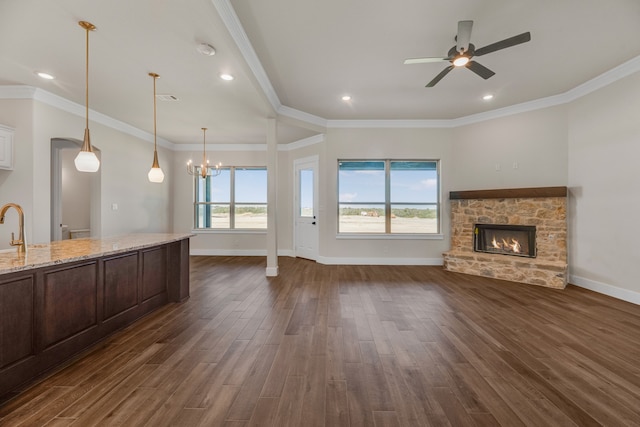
[111,203,118,211]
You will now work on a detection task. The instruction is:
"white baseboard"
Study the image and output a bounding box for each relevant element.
[570,275,640,306]
[190,249,265,256]
[190,249,294,257]
[316,256,443,266]
[187,251,639,306]
[266,266,279,277]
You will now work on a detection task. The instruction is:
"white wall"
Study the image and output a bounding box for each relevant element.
[452,105,569,190]
[0,99,34,250]
[567,70,640,302]
[0,98,172,248]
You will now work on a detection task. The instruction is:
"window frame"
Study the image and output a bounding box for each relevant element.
[337,159,441,236]
[192,166,267,231]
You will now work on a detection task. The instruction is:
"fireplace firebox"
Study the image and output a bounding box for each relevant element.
[474,224,536,258]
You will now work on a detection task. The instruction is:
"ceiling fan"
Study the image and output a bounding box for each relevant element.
[404,20,531,87]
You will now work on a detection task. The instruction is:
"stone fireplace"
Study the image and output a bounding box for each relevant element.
[443,187,567,289]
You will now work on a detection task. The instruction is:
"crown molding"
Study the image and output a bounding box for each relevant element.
[3,47,639,152]
[211,0,281,111]
[214,0,640,130]
[251,54,640,131]
[278,133,325,151]
[173,143,266,152]
[320,54,640,129]
[451,54,640,127]
[561,54,640,103]
[0,85,325,152]
[0,85,174,150]
[327,119,455,129]
[277,105,327,128]
[174,133,325,152]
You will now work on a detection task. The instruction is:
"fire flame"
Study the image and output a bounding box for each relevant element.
[491,235,521,253]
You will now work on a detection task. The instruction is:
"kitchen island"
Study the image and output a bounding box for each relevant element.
[0,233,192,402]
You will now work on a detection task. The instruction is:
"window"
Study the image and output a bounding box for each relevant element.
[194,167,267,230]
[338,160,439,234]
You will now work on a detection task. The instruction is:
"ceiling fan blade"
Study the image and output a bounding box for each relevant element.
[466,61,495,79]
[456,20,473,53]
[426,65,454,87]
[475,32,531,56]
[404,57,448,65]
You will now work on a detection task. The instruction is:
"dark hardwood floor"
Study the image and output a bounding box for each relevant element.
[2,256,640,426]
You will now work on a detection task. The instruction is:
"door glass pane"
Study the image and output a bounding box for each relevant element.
[299,169,313,217]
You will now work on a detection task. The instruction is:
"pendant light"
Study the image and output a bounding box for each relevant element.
[148,72,164,183]
[75,21,100,173]
[187,128,221,178]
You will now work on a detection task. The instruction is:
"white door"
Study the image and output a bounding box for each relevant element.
[294,156,318,261]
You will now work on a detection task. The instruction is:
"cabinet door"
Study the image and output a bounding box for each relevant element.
[0,274,34,368]
[141,246,167,302]
[40,261,98,349]
[0,124,14,170]
[103,253,139,320]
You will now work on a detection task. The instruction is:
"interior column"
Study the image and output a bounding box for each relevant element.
[266,118,278,276]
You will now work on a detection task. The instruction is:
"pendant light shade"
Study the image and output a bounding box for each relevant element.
[148,150,165,182]
[148,72,164,183]
[75,21,100,173]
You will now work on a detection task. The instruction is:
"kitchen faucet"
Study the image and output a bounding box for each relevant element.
[0,203,26,254]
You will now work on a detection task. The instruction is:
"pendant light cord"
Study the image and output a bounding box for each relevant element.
[149,73,161,169]
[153,75,157,152]
[85,24,90,130]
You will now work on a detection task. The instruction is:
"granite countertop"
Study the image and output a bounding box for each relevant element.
[0,233,193,275]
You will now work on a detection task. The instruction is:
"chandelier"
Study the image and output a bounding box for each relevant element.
[187,128,221,178]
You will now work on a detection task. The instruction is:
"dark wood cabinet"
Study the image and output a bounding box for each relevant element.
[0,238,189,402]
[103,253,139,320]
[40,261,99,349]
[0,274,35,370]
[141,246,167,302]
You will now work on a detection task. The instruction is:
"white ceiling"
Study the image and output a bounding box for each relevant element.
[1,0,640,146]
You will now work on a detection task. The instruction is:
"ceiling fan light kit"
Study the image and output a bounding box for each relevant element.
[404,20,531,87]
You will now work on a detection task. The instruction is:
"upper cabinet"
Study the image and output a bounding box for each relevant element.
[0,124,14,170]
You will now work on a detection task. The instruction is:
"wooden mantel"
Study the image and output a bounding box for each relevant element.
[449,186,567,200]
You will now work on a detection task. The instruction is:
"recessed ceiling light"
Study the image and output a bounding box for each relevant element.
[483,94,494,101]
[36,72,55,80]
[341,95,351,101]
[196,43,216,56]
[220,74,234,81]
